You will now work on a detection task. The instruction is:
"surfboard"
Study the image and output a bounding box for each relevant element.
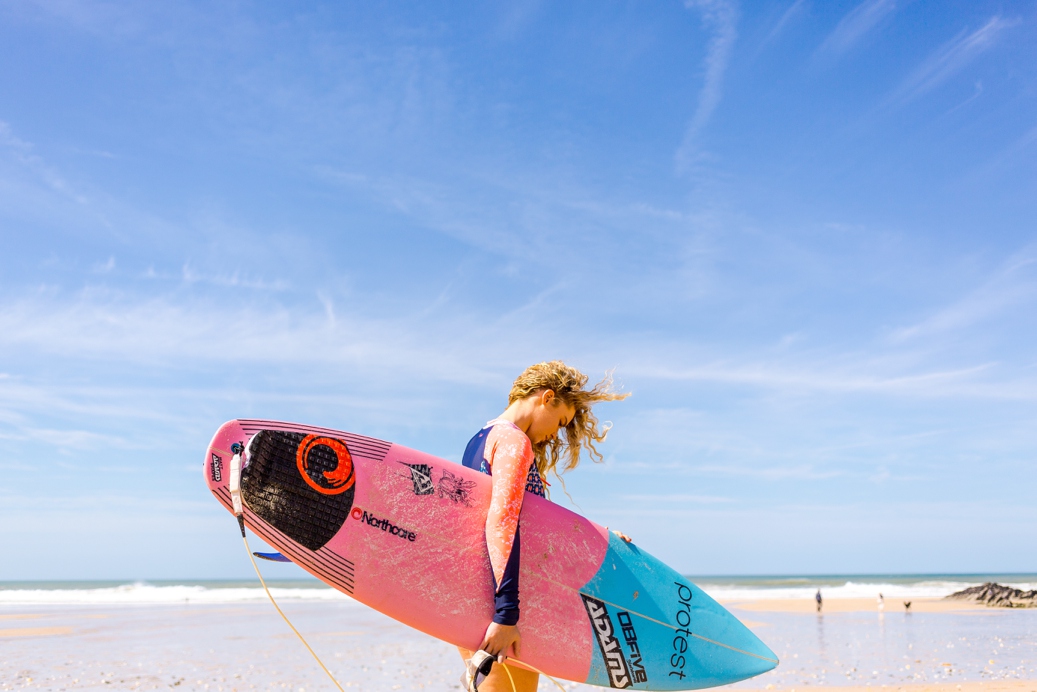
[204,419,777,690]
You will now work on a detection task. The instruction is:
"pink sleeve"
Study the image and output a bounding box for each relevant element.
[483,425,534,587]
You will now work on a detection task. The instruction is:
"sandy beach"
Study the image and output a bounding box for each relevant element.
[760,685,1037,692]
[1,594,1034,692]
[0,600,463,690]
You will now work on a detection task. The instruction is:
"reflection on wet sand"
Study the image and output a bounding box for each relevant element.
[728,599,1036,690]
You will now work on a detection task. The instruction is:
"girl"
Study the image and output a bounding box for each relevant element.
[458,361,629,692]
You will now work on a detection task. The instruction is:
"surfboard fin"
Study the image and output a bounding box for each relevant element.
[253,551,292,563]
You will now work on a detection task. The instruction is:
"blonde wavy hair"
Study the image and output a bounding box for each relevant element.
[509,361,629,481]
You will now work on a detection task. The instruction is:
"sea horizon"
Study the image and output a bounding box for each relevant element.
[2,573,1034,606]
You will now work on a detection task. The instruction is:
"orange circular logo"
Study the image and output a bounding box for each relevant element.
[296,435,355,495]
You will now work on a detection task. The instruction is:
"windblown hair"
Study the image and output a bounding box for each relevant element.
[508,360,630,481]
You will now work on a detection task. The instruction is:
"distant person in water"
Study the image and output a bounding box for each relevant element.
[877,593,885,611]
[816,589,823,612]
[458,361,630,692]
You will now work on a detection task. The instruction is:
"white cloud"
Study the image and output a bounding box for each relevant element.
[890,245,1037,342]
[4,274,1035,411]
[12,0,146,37]
[690,463,843,480]
[0,290,502,386]
[92,256,116,273]
[816,0,896,58]
[629,360,1031,399]
[622,494,733,503]
[889,15,1017,105]
[675,0,739,171]
[0,425,135,451]
[0,120,88,204]
[764,0,807,45]
[180,263,290,291]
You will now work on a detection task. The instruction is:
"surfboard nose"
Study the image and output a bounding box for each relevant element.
[577,534,779,690]
[684,588,778,687]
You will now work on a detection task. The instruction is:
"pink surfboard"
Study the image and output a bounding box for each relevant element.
[204,419,776,690]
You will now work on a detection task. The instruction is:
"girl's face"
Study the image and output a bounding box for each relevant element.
[527,390,576,445]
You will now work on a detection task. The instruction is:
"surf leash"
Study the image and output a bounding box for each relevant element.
[501,661,517,691]
[229,443,347,692]
[505,658,566,692]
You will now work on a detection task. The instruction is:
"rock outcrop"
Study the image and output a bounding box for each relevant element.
[945,582,1037,608]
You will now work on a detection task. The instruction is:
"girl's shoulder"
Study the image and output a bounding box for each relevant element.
[485,419,533,457]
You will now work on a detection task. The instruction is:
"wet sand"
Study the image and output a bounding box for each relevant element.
[0,626,74,637]
[1,598,1034,691]
[768,684,1037,692]
[726,600,1037,691]
[0,601,463,691]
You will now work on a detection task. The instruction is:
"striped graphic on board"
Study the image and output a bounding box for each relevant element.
[238,419,392,463]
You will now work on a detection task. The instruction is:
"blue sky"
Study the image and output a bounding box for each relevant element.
[1,0,1035,580]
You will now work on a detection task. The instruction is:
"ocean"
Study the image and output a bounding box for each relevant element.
[1,574,1034,605]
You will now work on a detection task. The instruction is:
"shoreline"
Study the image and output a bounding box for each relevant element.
[725,598,994,614]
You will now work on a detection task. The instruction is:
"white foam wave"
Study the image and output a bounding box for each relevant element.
[3,579,1034,606]
[0,583,352,606]
[700,580,1037,602]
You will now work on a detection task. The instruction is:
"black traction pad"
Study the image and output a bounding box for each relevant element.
[241,430,356,551]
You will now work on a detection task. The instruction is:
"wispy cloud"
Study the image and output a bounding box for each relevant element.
[764,0,807,45]
[816,0,896,58]
[691,463,843,480]
[622,493,733,503]
[631,361,1023,398]
[179,263,290,291]
[0,290,499,384]
[942,80,984,116]
[0,120,87,204]
[888,15,1017,105]
[92,256,116,274]
[0,426,136,451]
[315,164,698,273]
[890,245,1037,342]
[967,120,1037,179]
[12,0,147,38]
[675,0,739,171]
[315,167,533,261]
[491,0,544,42]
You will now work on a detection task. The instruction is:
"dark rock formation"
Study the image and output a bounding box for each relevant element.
[945,582,1037,608]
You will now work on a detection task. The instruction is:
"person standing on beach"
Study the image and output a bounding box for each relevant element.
[816,589,823,613]
[458,361,630,692]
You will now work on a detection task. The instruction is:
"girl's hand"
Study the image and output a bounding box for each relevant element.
[612,529,633,543]
[480,621,522,661]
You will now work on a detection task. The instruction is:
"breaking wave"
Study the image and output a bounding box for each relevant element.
[0,581,350,606]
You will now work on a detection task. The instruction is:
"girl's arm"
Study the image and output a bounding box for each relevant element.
[483,425,533,625]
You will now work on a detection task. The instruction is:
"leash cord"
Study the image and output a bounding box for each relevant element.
[504,657,567,692]
[501,660,517,692]
[242,533,346,692]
